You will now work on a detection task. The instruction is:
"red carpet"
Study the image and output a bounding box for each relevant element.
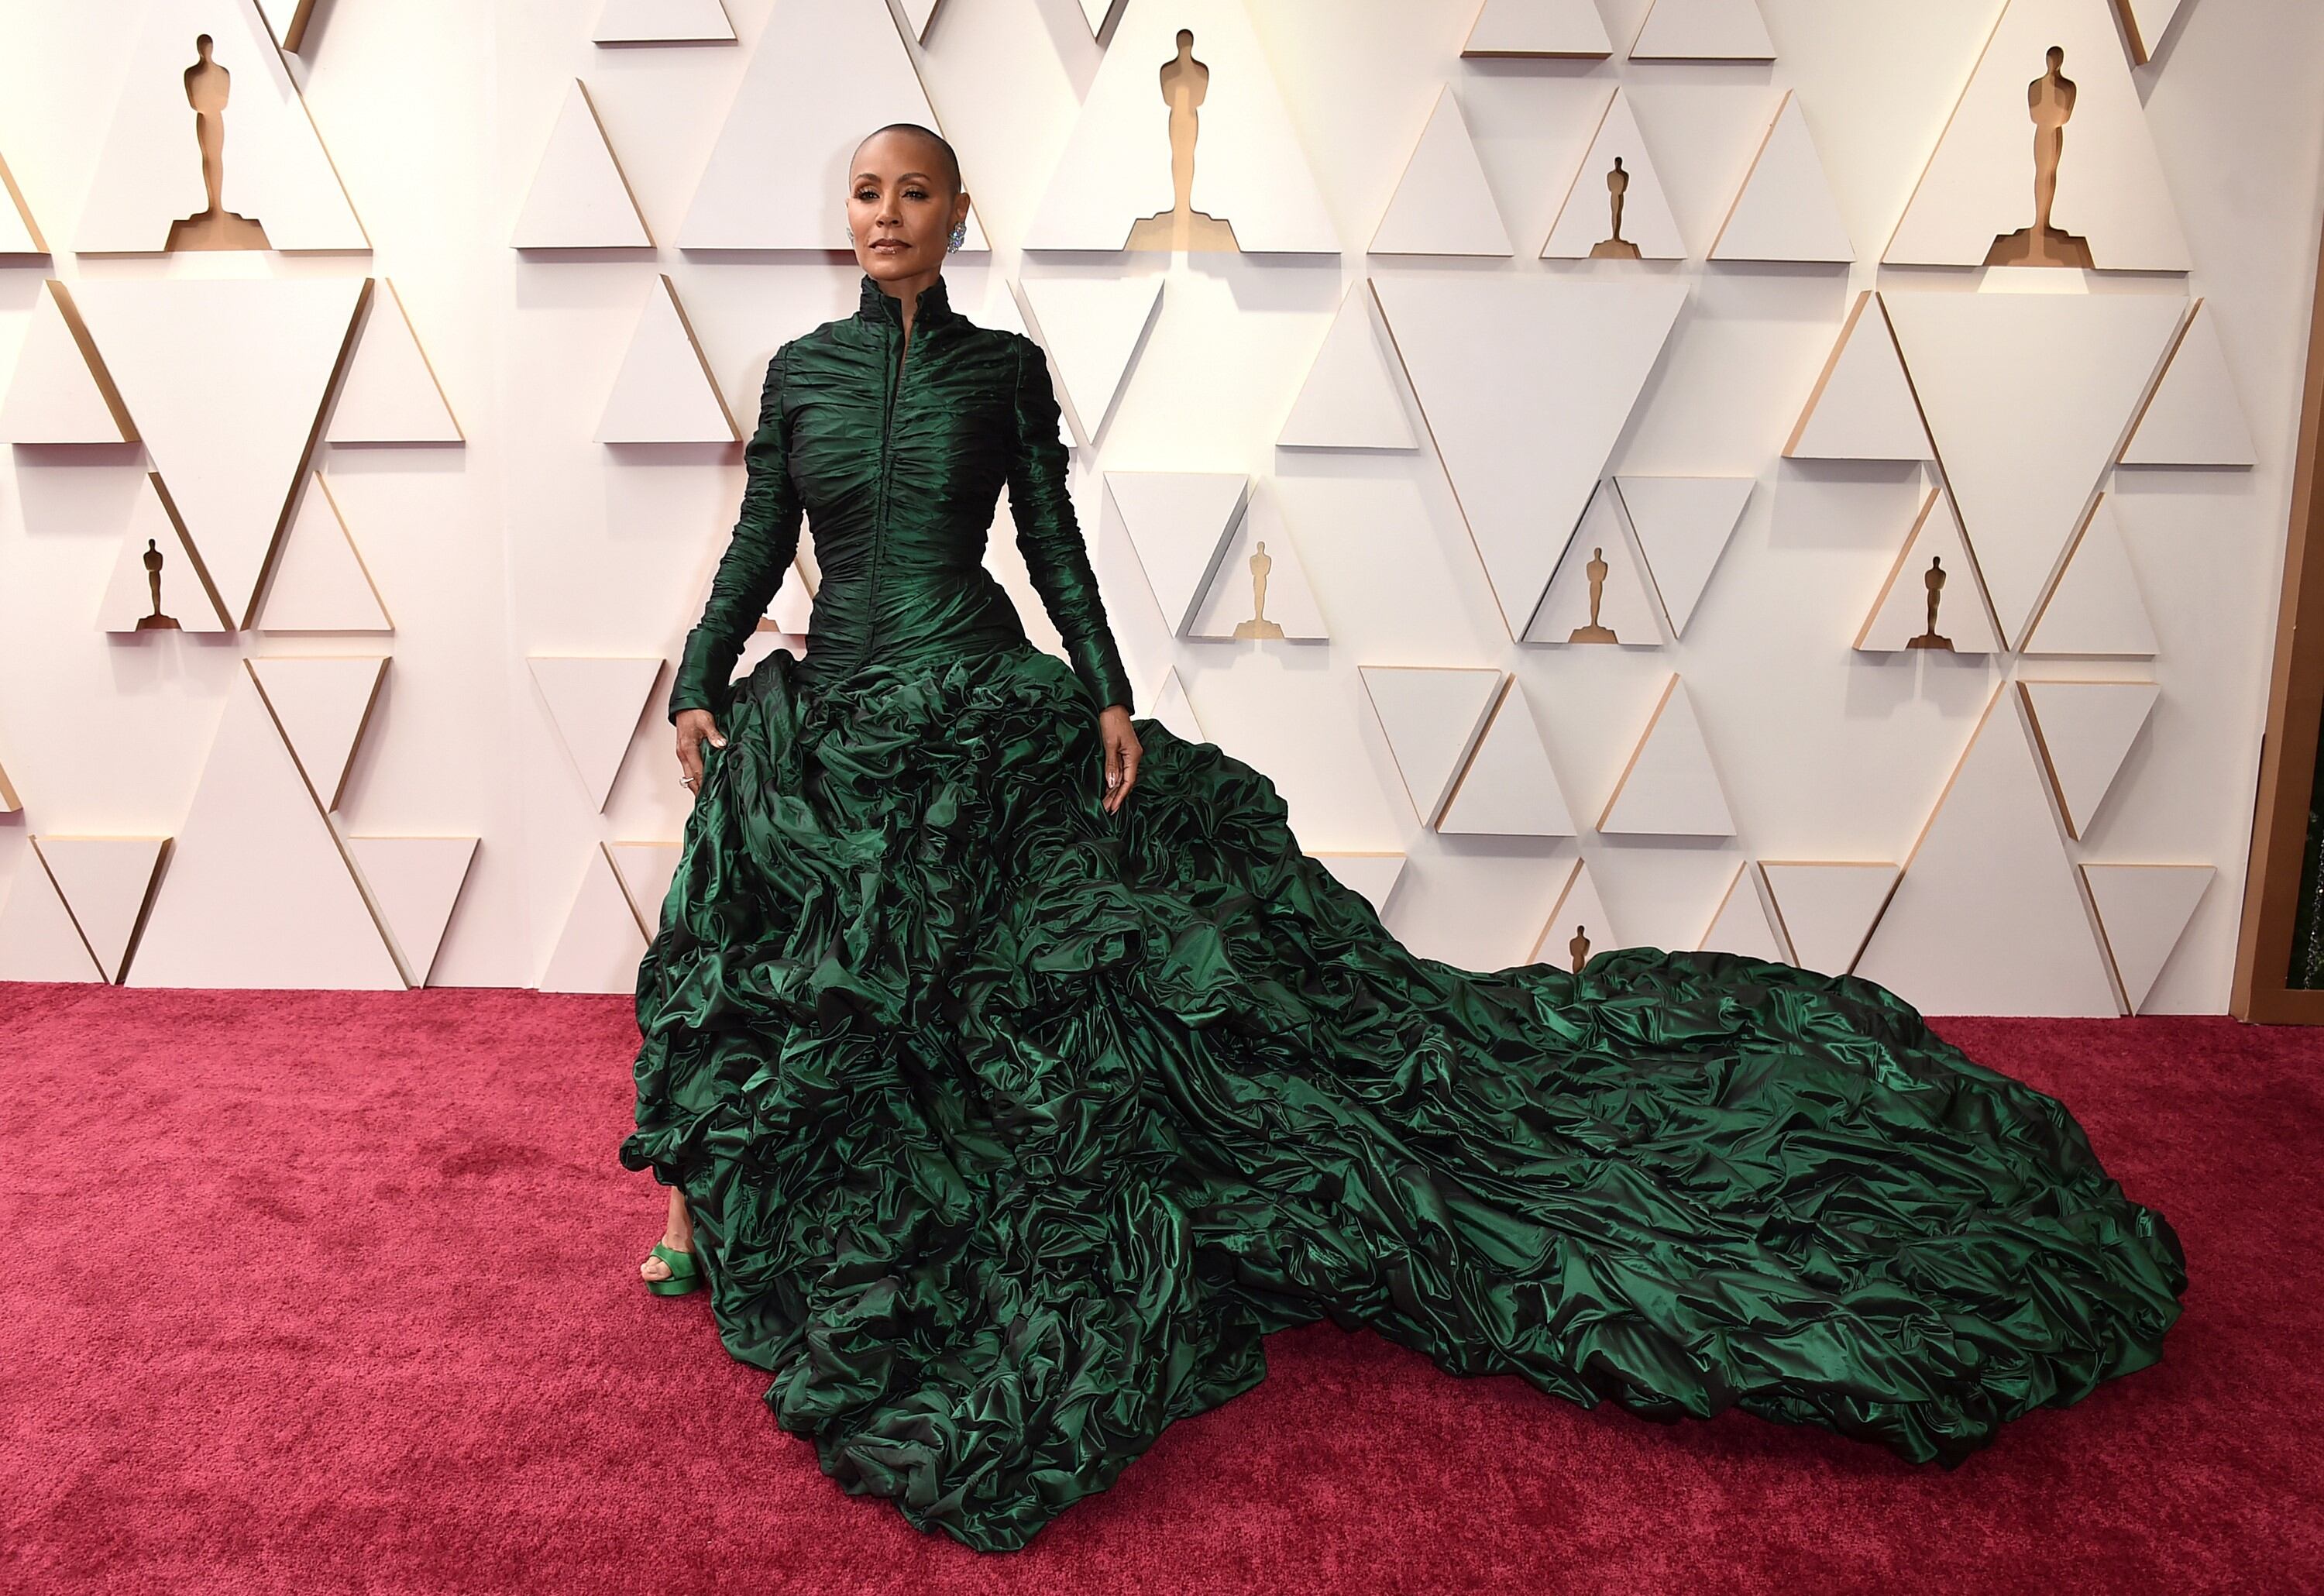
[2,982,2314,1594]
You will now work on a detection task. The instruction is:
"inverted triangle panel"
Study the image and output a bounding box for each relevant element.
[72,275,367,629]
[1372,273,1687,638]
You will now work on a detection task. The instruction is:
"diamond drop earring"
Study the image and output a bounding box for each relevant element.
[947,219,966,253]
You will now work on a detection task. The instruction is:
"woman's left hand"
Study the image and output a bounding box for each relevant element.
[1098,705,1142,814]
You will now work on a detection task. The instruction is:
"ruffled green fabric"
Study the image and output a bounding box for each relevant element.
[620,638,2188,1553]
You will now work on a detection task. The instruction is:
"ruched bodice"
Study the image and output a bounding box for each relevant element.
[670,270,1136,723]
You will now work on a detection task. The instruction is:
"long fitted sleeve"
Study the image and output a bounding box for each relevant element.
[669,346,803,724]
[1006,334,1136,716]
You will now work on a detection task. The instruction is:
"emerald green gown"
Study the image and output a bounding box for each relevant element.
[619,270,2188,1553]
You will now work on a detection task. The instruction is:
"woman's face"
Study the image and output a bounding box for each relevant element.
[847,131,968,284]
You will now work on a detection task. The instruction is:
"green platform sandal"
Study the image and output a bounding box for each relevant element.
[642,1241,702,1297]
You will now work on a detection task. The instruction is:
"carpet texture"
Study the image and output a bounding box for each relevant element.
[2,982,2314,1594]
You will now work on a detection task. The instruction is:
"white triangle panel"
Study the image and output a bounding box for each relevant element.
[1360,665,1505,827]
[540,844,648,993]
[1616,475,1752,636]
[327,280,462,445]
[1699,862,1789,962]
[1371,273,1687,638]
[513,80,652,249]
[0,855,105,982]
[1370,84,1512,257]
[1759,862,1899,976]
[1784,292,1928,463]
[1188,490,1328,641]
[246,655,387,812]
[0,758,19,813]
[77,2,367,252]
[71,276,367,629]
[2018,679,2159,840]
[1310,851,1408,916]
[598,275,737,444]
[0,282,133,443]
[1463,0,1612,57]
[1023,0,1334,253]
[1884,0,2190,271]
[1855,485,2003,655]
[346,836,477,985]
[1524,484,1663,647]
[33,836,168,983]
[2023,495,2157,656]
[2082,862,2210,1012]
[2121,301,2255,467]
[1532,858,1621,967]
[531,656,665,812]
[1439,679,1576,837]
[1882,290,2183,646]
[1017,275,1166,444]
[1710,92,1852,263]
[128,670,401,989]
[1277,279,1416,450]
[595,0,735,44]
[257,474,393,632]
[1629,0,1776,60]
[1853,686,2118,1016]
[97,475,232,633]
[1599,675,1734,836]
[1542,90,1686,260]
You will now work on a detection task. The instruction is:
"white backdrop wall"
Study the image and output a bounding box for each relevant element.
[0,0,2318,1011]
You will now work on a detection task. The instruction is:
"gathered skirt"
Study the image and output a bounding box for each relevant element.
[617,639,2188,1553]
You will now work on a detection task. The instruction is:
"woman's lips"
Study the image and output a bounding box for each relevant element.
[873,241,906,251]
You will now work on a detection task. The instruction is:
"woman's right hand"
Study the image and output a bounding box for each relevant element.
[676,707,726,796]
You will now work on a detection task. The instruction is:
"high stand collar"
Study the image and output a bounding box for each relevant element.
[856,270,952,328]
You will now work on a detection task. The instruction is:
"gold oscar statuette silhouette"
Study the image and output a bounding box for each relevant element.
[1590,157,1642,260]
[1568,924,1591,974]
[1985,45,2092,268]
[1907,554,1952,651]
[1569,545,1618,642]
[1125,29,1242,253]
[136,537,182,631]
[1232,539,1284,639]
[167,34,272,251]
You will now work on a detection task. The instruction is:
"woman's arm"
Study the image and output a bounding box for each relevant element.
[1006,334,1136,717]
[669,345,803,724]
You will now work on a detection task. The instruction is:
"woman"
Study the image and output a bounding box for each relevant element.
[619,122,2187,1553]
